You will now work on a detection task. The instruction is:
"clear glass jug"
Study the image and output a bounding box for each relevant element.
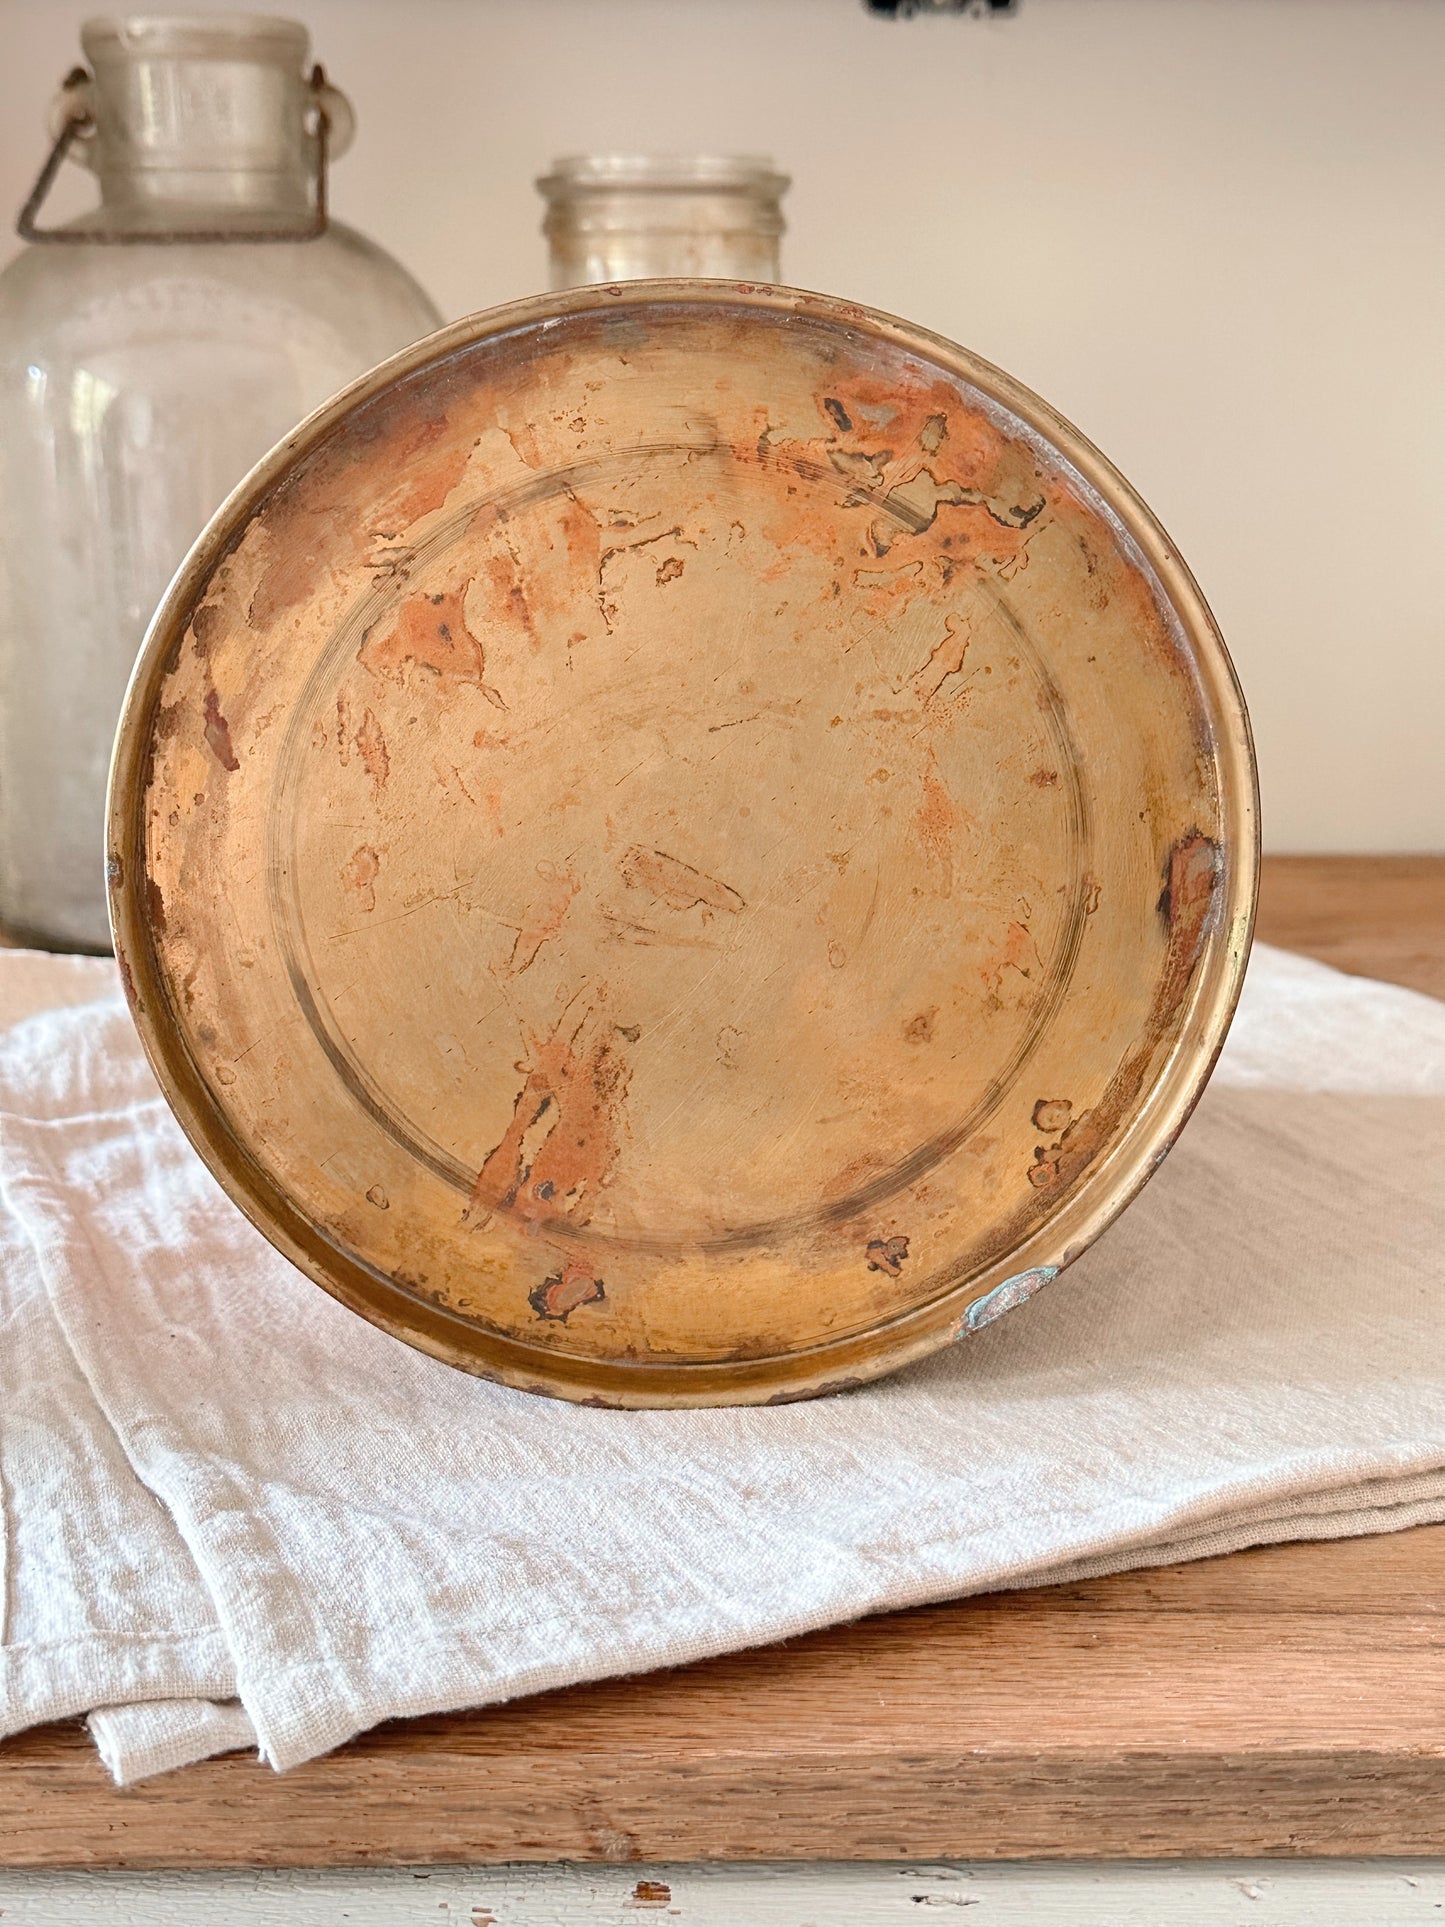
[0,16,443,951]
[537,155,789,289]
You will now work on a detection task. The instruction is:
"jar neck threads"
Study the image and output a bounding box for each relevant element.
[537,155,789,289]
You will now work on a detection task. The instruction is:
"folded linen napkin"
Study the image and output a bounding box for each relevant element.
[0,955,234,1745]
[1,942,1442,1783]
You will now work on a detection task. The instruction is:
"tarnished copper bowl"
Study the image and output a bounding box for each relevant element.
[108,283,1257,1407]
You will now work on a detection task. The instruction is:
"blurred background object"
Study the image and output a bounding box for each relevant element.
[0,15,440,951]
[0,0,1439,882]
[863,0,1017,15]
[538,154,788,288]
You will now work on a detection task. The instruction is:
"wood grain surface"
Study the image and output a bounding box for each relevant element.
[1255,855,1445,1000]
[1,852,1441,1869]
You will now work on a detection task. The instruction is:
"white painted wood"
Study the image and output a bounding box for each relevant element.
[2,1860,1444,1925]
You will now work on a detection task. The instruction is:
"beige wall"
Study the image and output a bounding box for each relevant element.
[4,0,1441,851]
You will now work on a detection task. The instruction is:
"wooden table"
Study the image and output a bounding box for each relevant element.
[3,854,1442,1871]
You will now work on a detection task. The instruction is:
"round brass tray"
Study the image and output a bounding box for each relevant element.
[109,283,1257,1407]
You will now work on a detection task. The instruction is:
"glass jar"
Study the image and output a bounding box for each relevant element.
[537,155,789,289]
[0,16,443,952]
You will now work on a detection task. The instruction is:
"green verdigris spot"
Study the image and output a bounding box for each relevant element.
[957,1264,1059,1336]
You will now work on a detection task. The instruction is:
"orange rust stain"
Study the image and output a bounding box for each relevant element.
[866,1234,909,1277]
[388,419,472,526]
[915,749,961,891]
[993,830,1223,1247]
[933,497,1035,577]
[851,558,926,622]
[914,612,971,706]
[500,866,580,976]
[824,369,1009,480]
[904,1007,937,1044]
[502,418,545,470]
[529,1261,605,1325]
[620,846,745,917]
[360,581,502,702]
[474,489,604,639]
[817,1145,902,1207]
[115,947,138,1007]
[483,551,539,647]
[247,533,322,633]
[470,1002,632,1228]
[1003,920,1035,974]
[981,918,1039,997]
[557,490,602,582]
[190,601,225,662]
[246,405,473,631]
[202,689,239,771]
[356,708,390,795]
[1159,827,1220,946]
[341,844,381,911]
[1027,1097,1075,1189]
[735,364,1049,594]
[335,692,390,796]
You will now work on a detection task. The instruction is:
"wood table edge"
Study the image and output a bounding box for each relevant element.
[6,1728,1445,1867]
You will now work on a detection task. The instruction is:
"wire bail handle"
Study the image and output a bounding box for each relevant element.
[16,62,348,244]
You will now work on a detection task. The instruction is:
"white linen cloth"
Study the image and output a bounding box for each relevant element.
[0,941,1442,1783]
[0,954,234,1745]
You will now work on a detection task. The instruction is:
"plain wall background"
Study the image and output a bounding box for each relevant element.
[2,0,1441,852]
